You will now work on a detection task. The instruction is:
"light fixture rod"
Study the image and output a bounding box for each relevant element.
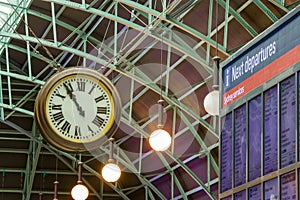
[213,0,220,91]
[109,138,115,161]
[212,56,220,90]
[157,99,164,128]
[77,162,83,183]
[53,180,59,200]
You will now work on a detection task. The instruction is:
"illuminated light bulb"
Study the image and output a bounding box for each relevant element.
[149,128,171,151]
[102,162,121,182]
[203,90,219,116]
[71,184,89,200]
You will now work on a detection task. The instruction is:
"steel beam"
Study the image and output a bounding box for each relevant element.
[25,143,41,200]
[0,31,216,136]
[120,115,217,199]
[253,0,278,22]
[1,119,129,200]
[116,0,227,55]
[42,0,212,70]
[218,0,258,37]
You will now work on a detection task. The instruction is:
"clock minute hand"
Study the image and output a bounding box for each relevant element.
[71,94,85,117]
[63,83,85,117]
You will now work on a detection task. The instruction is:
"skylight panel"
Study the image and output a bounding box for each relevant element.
[0,0,14,26]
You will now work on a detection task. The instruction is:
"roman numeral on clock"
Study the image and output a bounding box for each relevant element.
[75,126,81,136]
[63,82,74,92]
[51,104,62,110]
[56,93,66,100]
[61,121,71,133]
[92,115,105,127]
[77,81,86,92]
[88,85,96,95]
[87,125,97,137]
[97,107,107,114]
[95,95,105,103]
[52,112,64,125]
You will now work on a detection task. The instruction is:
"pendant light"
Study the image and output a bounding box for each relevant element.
[71,162,89,200]
[149,99,171,151]
[149,33,171,151]
[101,138,121,182]
[204,56,220,116]
[204,0,220,116]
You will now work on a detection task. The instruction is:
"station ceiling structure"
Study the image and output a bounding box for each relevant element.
[0,0,299,199]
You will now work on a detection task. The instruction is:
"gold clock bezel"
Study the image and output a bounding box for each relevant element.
[34,67,121,152]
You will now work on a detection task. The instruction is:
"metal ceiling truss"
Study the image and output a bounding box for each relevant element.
[0,0,296,199]
[0,0,32,54]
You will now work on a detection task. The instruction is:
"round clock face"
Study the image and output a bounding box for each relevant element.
[46,74,114,143]
[35,67,121,152]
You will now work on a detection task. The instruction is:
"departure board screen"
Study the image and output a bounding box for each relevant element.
[281,171,296,200]
[219,7,300,199]
[234,104,246,187]
[234,190,246,200]
[248,95,262,181]
[264,178,278,200]
[220,113,233,192]
[249,184,261,200]
[264,86,278,175]
[298,73,300,161]
[280,76,296,168]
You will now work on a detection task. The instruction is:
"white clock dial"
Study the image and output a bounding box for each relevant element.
[35,67,121,152]
[46,75,115,143]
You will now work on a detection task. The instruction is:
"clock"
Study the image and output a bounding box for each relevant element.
[34,67,121,152]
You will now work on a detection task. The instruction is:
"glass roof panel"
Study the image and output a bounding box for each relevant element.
[0,0,32,53]
[0,0,14,27]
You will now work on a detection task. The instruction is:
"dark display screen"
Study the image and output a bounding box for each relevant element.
[249,184,261,200]
[234,190,246,200]
[281,171,296,200]
[280,76,296,168]
[234,104,246,187]
[298,73,300,161]
[264,178,278,200]
[249,95,262,181]
[220,113,233,192]
[219,7,300,198]
[264,86,278,175]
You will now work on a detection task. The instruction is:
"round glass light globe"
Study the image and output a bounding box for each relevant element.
[102,163,121,182]
[149,129,171,151]
[71,184,89,200]
[203,90,219,116]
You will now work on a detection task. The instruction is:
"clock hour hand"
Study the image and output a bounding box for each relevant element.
[63,83,85,117]
[71,94,85,117]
